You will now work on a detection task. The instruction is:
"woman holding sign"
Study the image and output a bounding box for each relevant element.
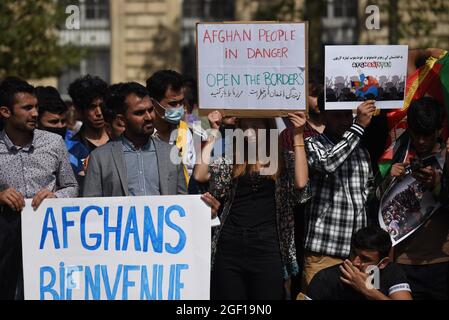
[194,111,310,300]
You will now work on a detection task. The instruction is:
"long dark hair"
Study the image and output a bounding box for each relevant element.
[232,118,283,180]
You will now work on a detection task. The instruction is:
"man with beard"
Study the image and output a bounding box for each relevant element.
[82,82,220,215]
[0,77,78,299]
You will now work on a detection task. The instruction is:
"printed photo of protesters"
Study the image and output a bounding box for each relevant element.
[379,156,443,246]
[324,45,409,109]
[325,72,406,103]
[381,181,425,241]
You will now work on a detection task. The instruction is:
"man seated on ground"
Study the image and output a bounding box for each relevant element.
[304,226,412,300]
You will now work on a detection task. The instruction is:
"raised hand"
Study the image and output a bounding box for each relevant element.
[287,111,307,135]
[390,162,408,177]
[355,100,376,128]
[207,110,223,130]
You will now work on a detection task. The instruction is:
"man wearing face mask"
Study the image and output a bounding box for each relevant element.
[35,86,69,139]
[146,70,195,185]
[304,227,412,300]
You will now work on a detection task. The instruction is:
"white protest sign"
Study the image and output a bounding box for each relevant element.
[325,45,408,110]
[197,22,308,116]
[21,195,211,300]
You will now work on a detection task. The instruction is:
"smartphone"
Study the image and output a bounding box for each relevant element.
[410,158,423,172]
[410,156,435,172]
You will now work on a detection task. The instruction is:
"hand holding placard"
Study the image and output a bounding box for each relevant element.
[390,162,408,177]
[207,110,222,130]
[288,111,307,135]
[355,100,376,128]
[0,187,25,212]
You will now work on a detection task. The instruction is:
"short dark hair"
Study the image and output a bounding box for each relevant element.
[35,86,68,119]
[146,70,183,102]
[103,83,121,124]
[317,92,325,114]
[106,82,149,116]
[0,76,35,110]
[351,226,392,259]
[183,77,198,113]
[67,74,108,111]
[407,97,443,135]
[101,103,117,125]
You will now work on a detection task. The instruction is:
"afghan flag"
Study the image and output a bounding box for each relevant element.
[378,50,449,178]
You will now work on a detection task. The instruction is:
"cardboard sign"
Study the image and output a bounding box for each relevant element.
[22,195,211,300]
[197,22,308,117]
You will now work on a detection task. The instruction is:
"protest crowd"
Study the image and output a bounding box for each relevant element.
[0,46,448,301]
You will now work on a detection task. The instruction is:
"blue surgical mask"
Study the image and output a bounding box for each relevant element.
[154,100,185,124]
[164,105,184,124]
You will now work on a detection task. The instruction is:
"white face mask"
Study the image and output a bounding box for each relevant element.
[364,257,388,290]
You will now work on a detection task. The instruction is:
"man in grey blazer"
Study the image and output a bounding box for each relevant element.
[83,135,186,196]
[83,82,219,214]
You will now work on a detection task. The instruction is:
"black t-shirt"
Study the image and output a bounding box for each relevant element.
[228,173,276,228]
[306,263,411,300]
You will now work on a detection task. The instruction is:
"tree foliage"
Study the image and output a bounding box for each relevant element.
[378,0,448,47]
[397,0,449,47]
[0,0,82,79]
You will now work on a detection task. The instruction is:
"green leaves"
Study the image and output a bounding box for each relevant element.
[0,0,83,79]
